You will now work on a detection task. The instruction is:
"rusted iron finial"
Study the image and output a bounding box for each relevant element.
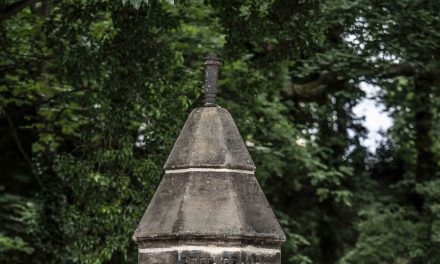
[203,55,221,106]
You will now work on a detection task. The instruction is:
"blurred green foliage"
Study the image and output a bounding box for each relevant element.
[0,0,439,263]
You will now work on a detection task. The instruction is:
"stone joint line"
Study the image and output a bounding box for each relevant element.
[165,168,255,175]
[138,245,279,255]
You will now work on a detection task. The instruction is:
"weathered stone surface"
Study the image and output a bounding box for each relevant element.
[133,105,285,263]
[133,171,285,242]
[139,251,179,264]
[138,246,281,264]
[163,107,256,171]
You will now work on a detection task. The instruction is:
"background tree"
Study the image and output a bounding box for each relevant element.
[1,0,439,263]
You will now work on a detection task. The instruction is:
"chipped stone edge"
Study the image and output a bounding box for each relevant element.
[164,168,255,175]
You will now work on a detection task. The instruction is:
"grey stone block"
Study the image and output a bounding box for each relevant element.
[133,106,285,263]
[164,107,256,171]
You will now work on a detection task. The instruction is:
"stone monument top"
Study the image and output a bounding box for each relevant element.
[133,56,285,264]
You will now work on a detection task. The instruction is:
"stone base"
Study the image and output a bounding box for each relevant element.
[138,245,281,264]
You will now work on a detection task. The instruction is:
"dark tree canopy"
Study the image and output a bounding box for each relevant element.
[1,0,440,263]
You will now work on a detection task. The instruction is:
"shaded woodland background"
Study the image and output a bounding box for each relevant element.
[1,0,440,263]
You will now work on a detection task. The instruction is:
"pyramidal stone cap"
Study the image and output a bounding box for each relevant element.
[163,106,256,171]
[133,56,285,264]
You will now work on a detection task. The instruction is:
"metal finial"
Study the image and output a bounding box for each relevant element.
[203,55,221,106]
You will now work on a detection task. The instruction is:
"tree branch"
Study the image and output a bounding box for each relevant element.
[285,79,327,99]
[5,113,44,189]
[378,63,440,79]
[378,64,415,79]
[36,87,88,106]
